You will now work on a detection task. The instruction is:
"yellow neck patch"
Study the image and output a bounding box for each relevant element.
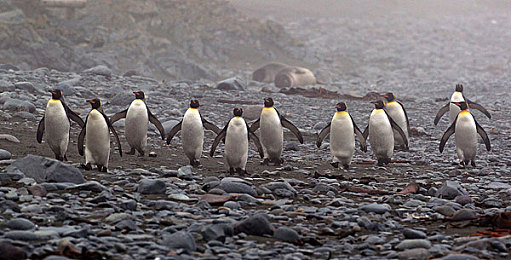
[459,110,470,115]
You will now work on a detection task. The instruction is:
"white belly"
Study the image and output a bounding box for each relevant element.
[449,92,464,124]
[260,108,283,160]
[330,112,355,165]
[85,110,110,167]
[45,101,70,156]
[386,102,408,146]
[181,109,204,160]
[455,114,477,162]
[125,100,148,150]
[369,110,394,160]
[225,117,248,169]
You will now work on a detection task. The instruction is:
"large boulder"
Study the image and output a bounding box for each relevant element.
[234,214,274,236]
[6,155,85,184]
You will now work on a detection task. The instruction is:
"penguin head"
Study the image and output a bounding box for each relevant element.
[233,107,243,117]
[336,102,347,111]
[373,100,385,109]
[455,84,464,93]
[133,91,145,100]
[264,97,274,107]
[383,92,395,102]
[452,101,469,110]
[87,98,102,109]
[190,99,200,109]
[50,89,63,100]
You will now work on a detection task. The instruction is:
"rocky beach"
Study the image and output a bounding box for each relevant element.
[1,0,511,259]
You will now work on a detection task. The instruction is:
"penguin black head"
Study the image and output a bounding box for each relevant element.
[336,102,347,112]
[190,99,200,109]
[50,89,63,100]
[264,97,274,107]
[87,98,101,109]
[452,101,469,111]
[233,107,243,117]
[383,92,395,102]
[133,91,145,100]
[455,84,464,93]
[373,100,385,109]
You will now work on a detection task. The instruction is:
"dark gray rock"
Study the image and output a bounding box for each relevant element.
[6,155,85,184]
[15,82,41,94]
[217,180,257,196]
[202,223,234,243]
[137,179,166,194]
[273,227,301,244]
[6,218,35,230]
[3,99,36,113]
[83,65,112,77]
[435,181,468,200]
[262,182,297,196]
[0,64,20,71]
[177,166,194,180]
[397,248,429,260]
[450,209,477,221]
[162,120,181,135]
[162,231,196,252]
[234,214,274,236]
[0,149,11,160]
[57,78,81,96]
[0,241,27,260]
[438,254,480,260]
[403,228,427,239]
[115,219,137,231]
[4,231,39,241]
[120,199,137,211]
[395,239,432,250]
[0,79,14,91]
[454,195,472,205]
[216,77,246,90]
[110,92,133,107]
[359,203,391,214]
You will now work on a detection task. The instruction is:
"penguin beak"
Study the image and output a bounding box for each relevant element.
[87,100,94,104]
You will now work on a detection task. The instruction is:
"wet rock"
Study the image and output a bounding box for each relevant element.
[83,65,112,77]
[217,179,257,196]
[216,77,246,90]
[0,241,27,260]
[137,179,166,194]
[177,166,194,180]
[162,231,196,252]
[450,209,477,221]
[6,218,35,230]
[202,223,234,243]
[435,181,468,200]
[397,248,429,259]
[359,203,392,214]
[234,214,274,236]
[395,239,432,250]
[273,227,301,244]
[403,228,427,239]
[0,134,20,143]
[6,155,85,184]
[120,199,137,211]
[0,149,11,160]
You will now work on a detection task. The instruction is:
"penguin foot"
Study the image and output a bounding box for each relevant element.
[81,163,92,171]
[261,159,270,165]
[99,166,108,172]
[137,150,145,157]
[377,159,384,166]
[127,148,136,155]
[236,168,247,175]
[471,160,476,167]
[64,155,68,161]
[229,168,235,175]
[343,164,350,170]
[330,162,339,168]
[274,158,284,166]
[190,160,201,168]
[55,155,64,161]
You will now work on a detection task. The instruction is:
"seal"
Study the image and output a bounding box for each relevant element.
[252,62,289,83]
[274,66,317,88]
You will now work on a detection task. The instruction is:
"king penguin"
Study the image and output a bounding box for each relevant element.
[383,92,410,149]
[316,102,367,169]
[434,84,491,125]
[210,107,264,175]
[110,91,165,156]
[37,89,84,161]
[166,100,220,167]
[250,97,304,166]
[77,98,122,172]
[439,101,491,167]
[363,100,408,166]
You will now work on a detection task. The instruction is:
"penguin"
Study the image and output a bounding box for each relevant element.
[209,107,264,175]
[166,100,220,167]
[77,98,122,172]
[316,102,367,169]
[36,89,84,161]
[434,84,491,125]
[110,91,165,156]
[362,100,408,166]
[249,97,304,165]
[383,92,410,148]
[439,101,490,167]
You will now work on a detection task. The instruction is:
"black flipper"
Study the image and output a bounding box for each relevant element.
[62,101,85,127]
[474,118,491,151]
[147,107,165,140]
[316,122,331,148]
[166,121,182,144]
[351,114,367,152]
[439,115,457,153]
[202,118,221,134]
[434,103,450,126]
[110,109,127,124]
[248,128,265,158]
[466,98,491,119]
[385,110,408,148]
[362,125,369,141]
[396,100,410,134]
[274,108,303,144]
[77,120,86,156]
[36,116,45,143]
[249,118,260,133]
[99,109,122,157]
[210,123,228,157]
